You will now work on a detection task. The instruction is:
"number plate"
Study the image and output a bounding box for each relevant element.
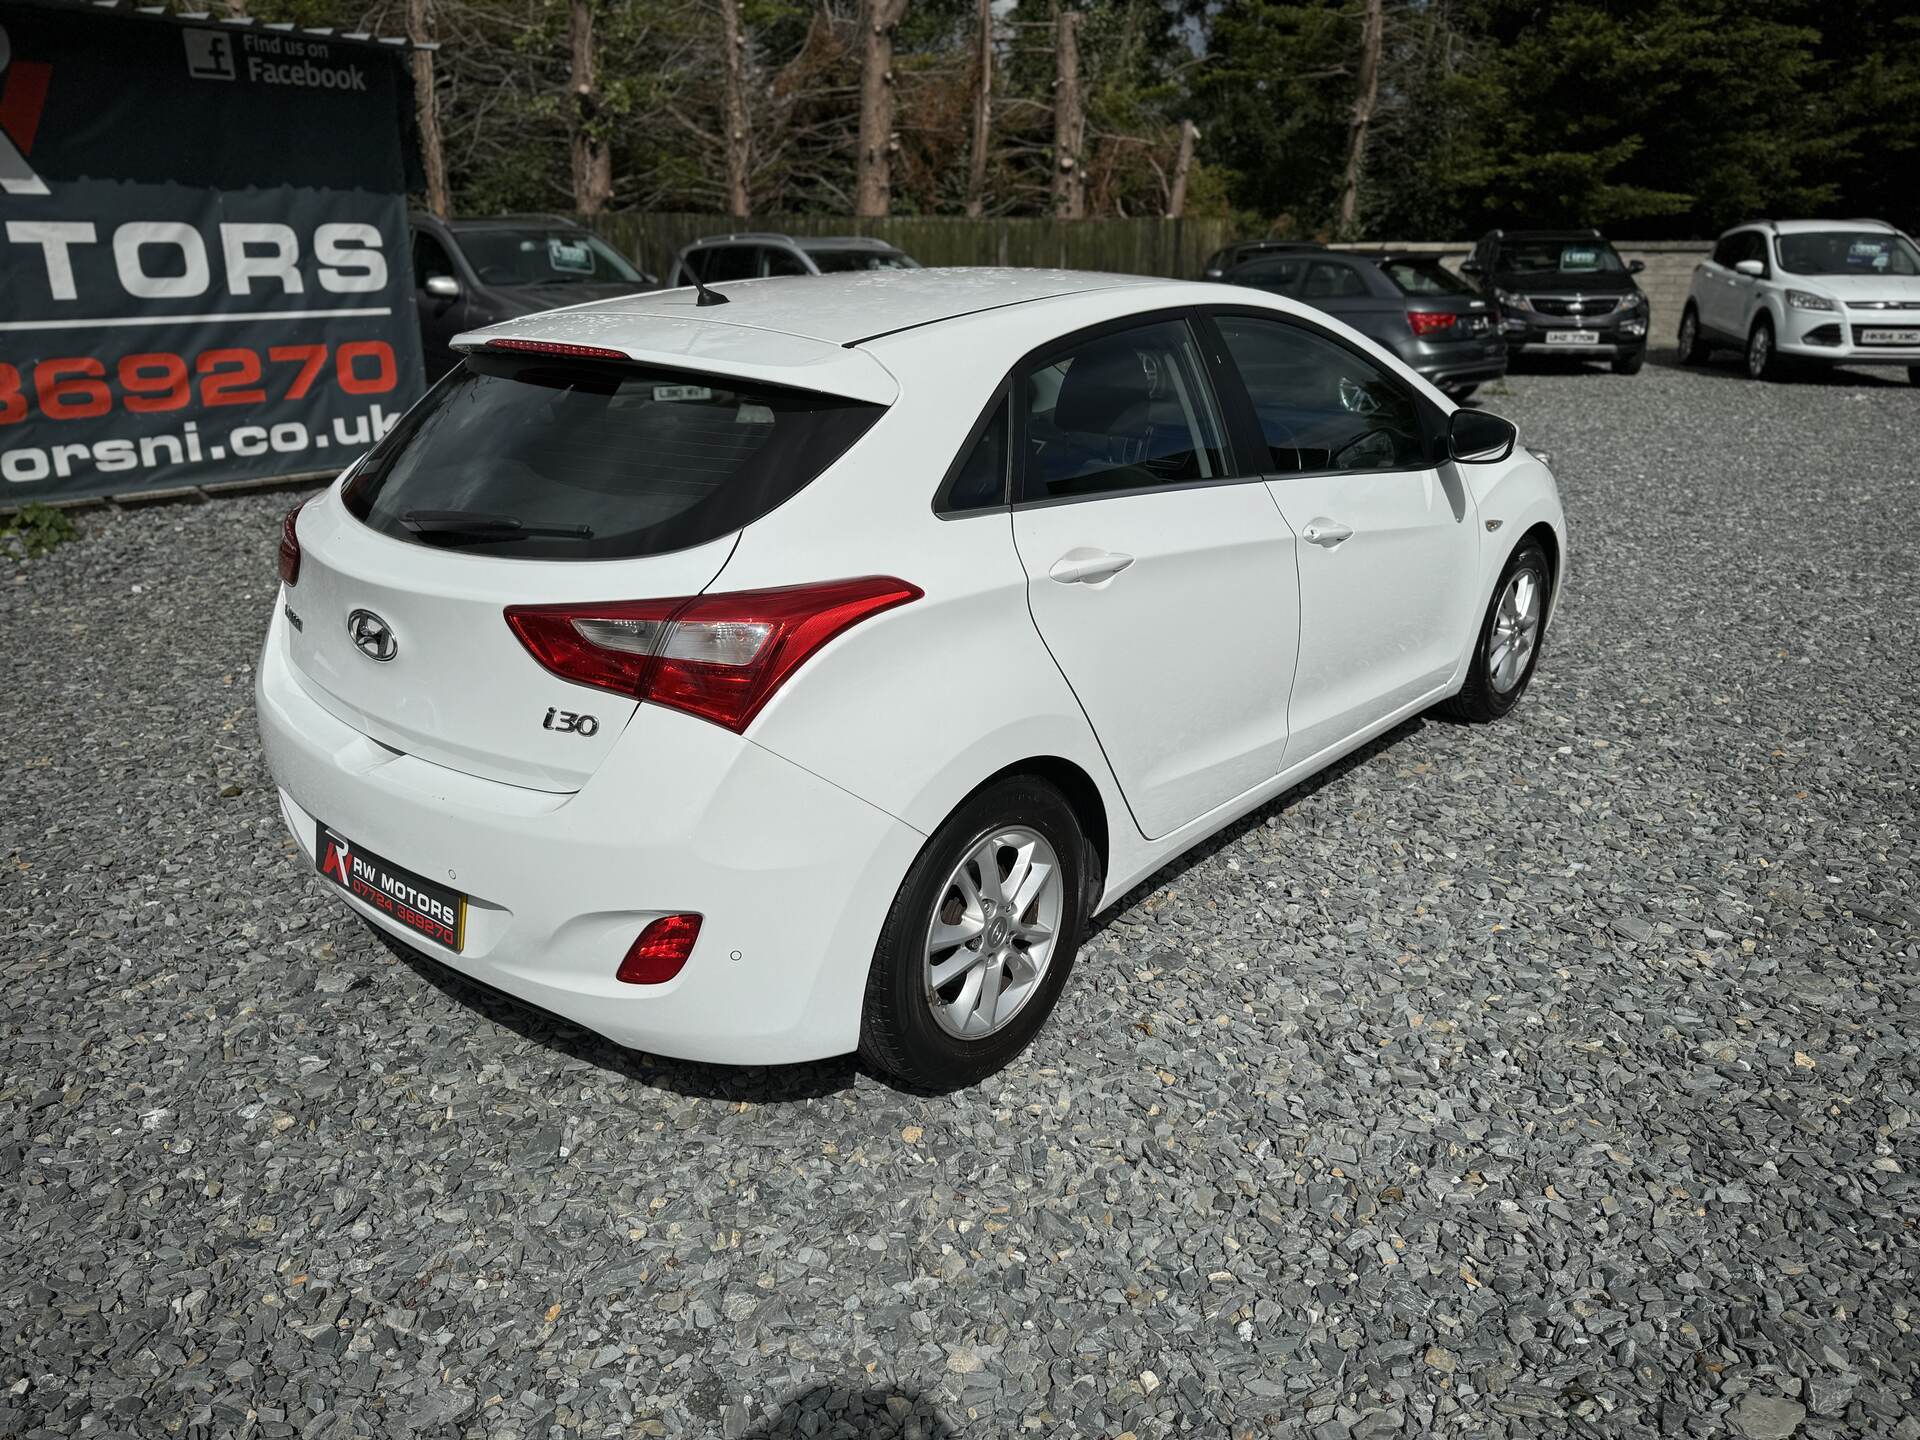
[1860,328,1920,345]
[1544,330,1600,346]
[316,822,466,952]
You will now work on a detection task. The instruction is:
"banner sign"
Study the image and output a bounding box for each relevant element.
[0,2,425,501]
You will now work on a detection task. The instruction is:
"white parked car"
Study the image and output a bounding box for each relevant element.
[1678,218,1920,384]
[258,269,1566,1088]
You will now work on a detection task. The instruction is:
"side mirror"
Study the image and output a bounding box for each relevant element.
[1461,259,1483,276]
[424,274,461,299]
[1448,408,1517,464]
[1627,258,1646,274]
[1734,259,1765,278]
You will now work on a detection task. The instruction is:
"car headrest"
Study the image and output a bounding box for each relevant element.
[1053,341,1162,433]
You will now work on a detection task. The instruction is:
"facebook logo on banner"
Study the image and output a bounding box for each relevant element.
[181,29,237,81]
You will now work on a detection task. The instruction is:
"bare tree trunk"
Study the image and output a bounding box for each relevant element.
[855,0,909,218]
[720,0,752,218]
[406,0,450,218]
[1336,0,1383,237]
[1050,7,1085,220]
[568,0,613,214]
[1166,118,1197,219]
[964,0,992,219]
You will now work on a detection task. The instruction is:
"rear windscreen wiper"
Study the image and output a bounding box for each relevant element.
[401,509,593,541]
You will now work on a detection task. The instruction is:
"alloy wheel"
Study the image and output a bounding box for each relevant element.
[924,827,1064,1039]
[1488,567,1542,694]
[1747,324,1770,378]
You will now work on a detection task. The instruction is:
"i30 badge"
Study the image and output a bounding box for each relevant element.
[347,609,398,662]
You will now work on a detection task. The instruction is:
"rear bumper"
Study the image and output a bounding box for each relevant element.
[256,601,923,1065]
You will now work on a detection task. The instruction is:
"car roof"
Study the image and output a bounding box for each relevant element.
[1762,217,1897,235]
[683,232,905,253]
[453,268,1177,402]
[485,268,1157,347]
[1491,230,1609,243]
[417,213,587,232]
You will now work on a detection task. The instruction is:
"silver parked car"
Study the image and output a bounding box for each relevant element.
[668,232,920,284]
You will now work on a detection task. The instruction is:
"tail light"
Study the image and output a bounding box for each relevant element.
[505,576,922,733]
[277,498,308,586]
[617,913,702,985]
[1408,310,1458,338]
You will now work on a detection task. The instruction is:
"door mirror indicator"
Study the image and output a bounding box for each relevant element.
[1734,259,1765,278]
[1448,409,1517,465]
[424,274,462,299]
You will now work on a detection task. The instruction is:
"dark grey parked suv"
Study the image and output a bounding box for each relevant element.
[409,213,661,379]
[1464,228,1649,374]
[1218,246,1507,398]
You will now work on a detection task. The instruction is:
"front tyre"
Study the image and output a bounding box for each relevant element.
[859,777,1086,1089]
[1676,306,1708,364]
[1443,383,1480,402]
[1746,315,1781,381]
[1908,365,1920,388]
[1439,538,1551,723]
[1610,349,1646,376]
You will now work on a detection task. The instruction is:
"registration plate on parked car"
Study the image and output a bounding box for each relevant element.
[1860,328,1920,345]
[1544,331,1600,346]
[315,822,467,951]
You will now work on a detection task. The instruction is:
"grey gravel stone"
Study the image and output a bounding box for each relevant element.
[3,361,1919,1437]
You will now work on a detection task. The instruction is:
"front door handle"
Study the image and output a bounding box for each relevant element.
[1048,549,1135,584]
[1301,518,1354,548]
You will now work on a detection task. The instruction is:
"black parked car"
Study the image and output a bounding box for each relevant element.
[409,213,661,379]
[1217,246,1507,398]
[1464,229,1649,374]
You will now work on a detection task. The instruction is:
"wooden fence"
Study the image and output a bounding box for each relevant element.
[579,212,1240,280]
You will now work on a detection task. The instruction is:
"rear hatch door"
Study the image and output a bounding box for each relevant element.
[281,346,887,791]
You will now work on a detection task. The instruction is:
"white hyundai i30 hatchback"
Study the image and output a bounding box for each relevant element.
[258,268,1565,1088]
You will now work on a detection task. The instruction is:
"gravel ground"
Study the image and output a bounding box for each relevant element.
[3,356,1918,1440]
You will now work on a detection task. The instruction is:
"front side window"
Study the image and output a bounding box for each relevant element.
[453,229,642,287]
[1776,230,1920,277]
[343,355,882,560]
[412,232,456,285]
[1017,320,1229,502]
[697,246,760,282]
[763,247,810,277]
[1215,315,1426,475]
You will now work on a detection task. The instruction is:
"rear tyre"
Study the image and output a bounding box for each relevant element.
[1610,349,1646,376]
[1746,315,1781,381]
[1438,538,1551,723]
[859,777,1086,1090]
[1676,306,1708,365]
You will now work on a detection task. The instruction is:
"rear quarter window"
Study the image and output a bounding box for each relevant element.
[343,355,883,560]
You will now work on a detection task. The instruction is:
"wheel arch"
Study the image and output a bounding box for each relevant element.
[963,755,1111,908]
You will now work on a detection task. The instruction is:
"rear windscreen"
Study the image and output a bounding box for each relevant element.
[343,355,883,559]
[1381,259,1475,296]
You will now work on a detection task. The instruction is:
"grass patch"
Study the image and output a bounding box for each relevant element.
[0,503,80,559]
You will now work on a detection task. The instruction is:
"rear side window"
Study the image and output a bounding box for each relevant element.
[1381,259,1474,296]
[941,395,1009,512]
[1301,261,1370,299]
[343,355,883,560]
[698,246,759,282]
[1227,256,1305,294]
[1018,319,1229,502]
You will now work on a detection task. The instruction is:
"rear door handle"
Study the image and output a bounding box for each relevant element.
[1301,518,1353,547]
[1048,549,1135,584]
